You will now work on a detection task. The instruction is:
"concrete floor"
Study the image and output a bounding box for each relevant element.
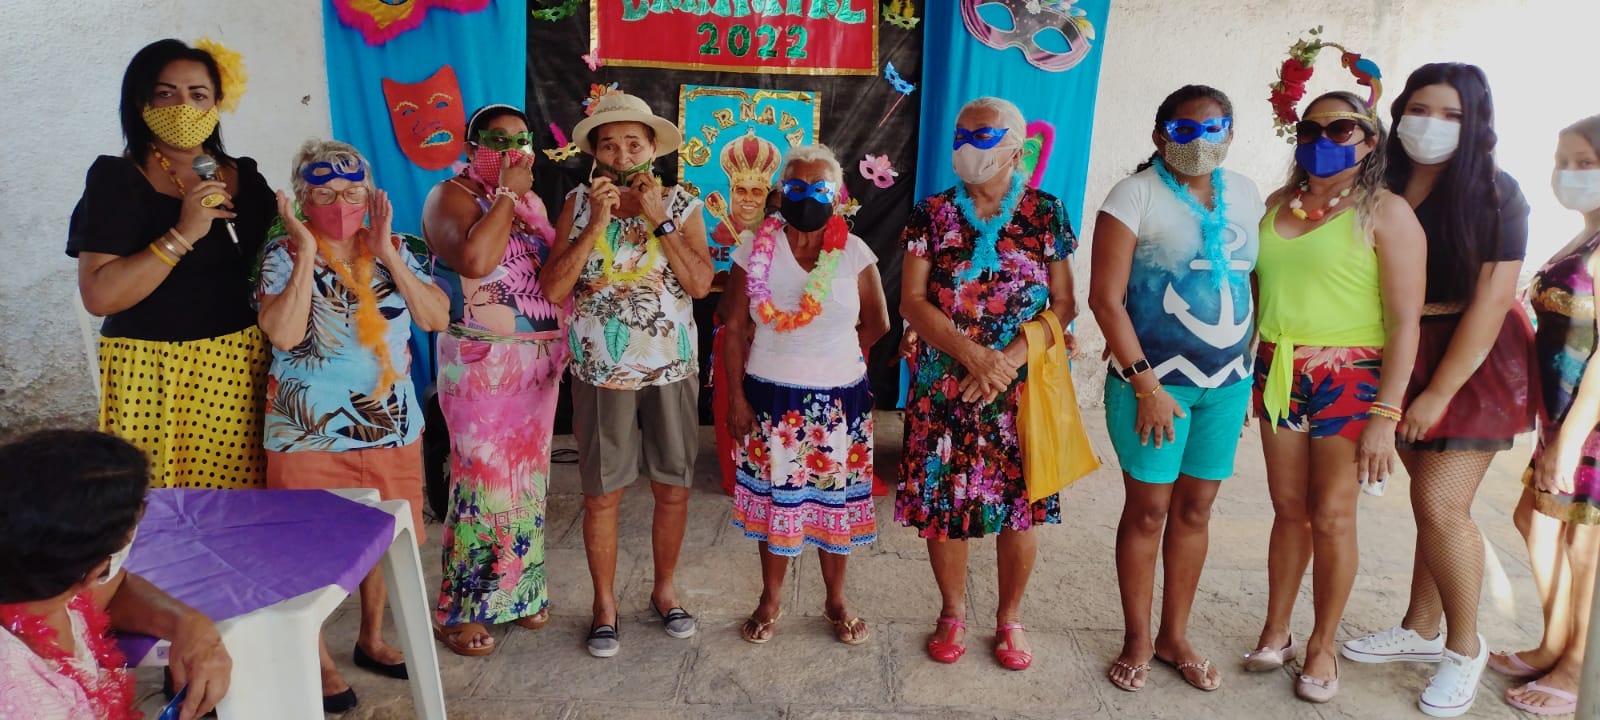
[136,410,1554,719]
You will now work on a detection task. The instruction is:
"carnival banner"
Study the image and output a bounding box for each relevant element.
[677,85,820,276]
[592,0,878,75]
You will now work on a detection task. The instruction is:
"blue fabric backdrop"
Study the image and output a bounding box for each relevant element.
[322,0,526,236]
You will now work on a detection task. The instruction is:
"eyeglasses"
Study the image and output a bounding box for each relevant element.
[1296,118,1369,145]
[476,129,534,153]
[1164,117,1232,145]
[307,185,370,206]
[781,179,837,204]
[953,126,1010,151]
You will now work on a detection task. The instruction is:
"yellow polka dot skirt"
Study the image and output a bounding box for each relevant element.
[97,326,269,489]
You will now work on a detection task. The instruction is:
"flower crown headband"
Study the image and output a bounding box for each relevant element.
[1268,26,1383,143]
[193,37,248,113]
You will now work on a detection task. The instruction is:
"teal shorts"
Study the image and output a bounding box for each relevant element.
[1103,374,1252,484]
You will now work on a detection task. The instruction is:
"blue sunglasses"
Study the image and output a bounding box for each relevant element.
[953,126,1010,151]
[782,179,837,204]
[1163,117,1233,145]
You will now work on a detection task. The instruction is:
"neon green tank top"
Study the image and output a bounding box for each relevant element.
[1255,204,1386,425]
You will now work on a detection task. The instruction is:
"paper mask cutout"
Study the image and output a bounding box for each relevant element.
[859,154,899,189]
[544,122,581,162]
[884,0,921,29]
[332,0,490,46]
[383,65,467,170]
[1018,121,1056,189]
[878,62,918,127]
[530,0,580,21]
[961,0,1096,72]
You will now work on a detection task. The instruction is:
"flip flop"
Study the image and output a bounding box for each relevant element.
[1505,681,1578,715]
[1488,650,1547,680]
[433,622,496,657]
[740,612,782,644]
[1156,654,1222,692]
[823,610,870,646]
[1107,659,1151,692]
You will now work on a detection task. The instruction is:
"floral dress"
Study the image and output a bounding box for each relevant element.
[1526,229,1600,524]
[896,186,1075,539]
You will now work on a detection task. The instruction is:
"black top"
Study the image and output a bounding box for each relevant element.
[67,155,276,342]
[1413,170,1530,304]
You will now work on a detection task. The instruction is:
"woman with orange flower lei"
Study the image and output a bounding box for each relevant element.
[719,144,890,645]
[256,140,448,713]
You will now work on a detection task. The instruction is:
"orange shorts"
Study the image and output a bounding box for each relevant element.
[265,441,426,544]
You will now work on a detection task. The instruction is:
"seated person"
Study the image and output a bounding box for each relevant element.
[0,430,232,720]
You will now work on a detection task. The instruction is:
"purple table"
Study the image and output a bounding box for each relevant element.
[117,489,395,663]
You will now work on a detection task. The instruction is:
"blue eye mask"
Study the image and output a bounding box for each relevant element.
[1163,117,1233,145]
[300,159,367,186]
[782,179,837,204]
[953,126,1011,150]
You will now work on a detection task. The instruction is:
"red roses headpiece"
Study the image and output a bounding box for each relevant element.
[1269,27,1384,143]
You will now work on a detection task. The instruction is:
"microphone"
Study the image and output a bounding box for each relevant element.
[192,155,240,248]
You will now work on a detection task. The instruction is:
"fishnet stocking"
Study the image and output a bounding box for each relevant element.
[1400,451,1494,656]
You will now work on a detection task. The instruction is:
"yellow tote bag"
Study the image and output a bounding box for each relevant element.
[1018,312,1100,502]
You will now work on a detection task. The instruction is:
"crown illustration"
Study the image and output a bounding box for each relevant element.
[719,129,782,188]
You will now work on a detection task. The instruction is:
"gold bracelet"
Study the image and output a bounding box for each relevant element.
[149,244,178,267]
[1135,385,1163,400]
[167,228,193,252]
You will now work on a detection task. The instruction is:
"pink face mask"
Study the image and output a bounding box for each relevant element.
[471,145,506,187]
[304,201,367,241]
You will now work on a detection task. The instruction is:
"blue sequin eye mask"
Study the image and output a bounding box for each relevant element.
[782,178,837,203]
[952,126,1010,150]
[300,159,367,185]
[1163,117,1233,145]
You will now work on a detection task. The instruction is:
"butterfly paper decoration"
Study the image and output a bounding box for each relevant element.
[583,83,621,116]
[582,50,604,71]
[859,154,899,189]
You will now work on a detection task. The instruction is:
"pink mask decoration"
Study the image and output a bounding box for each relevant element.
[858,154,899,189]
[471,145,506,187]
[304,201,368,241]
[960,0,1095,72]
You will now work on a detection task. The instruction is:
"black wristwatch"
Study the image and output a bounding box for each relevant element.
[1118,358,1152,379]
[653,219,678,237]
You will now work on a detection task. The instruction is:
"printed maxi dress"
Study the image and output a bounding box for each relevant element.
[432,180,568,625]
[896,185,1075,539]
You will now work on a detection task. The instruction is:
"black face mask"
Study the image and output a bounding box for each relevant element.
[780,197,834,232]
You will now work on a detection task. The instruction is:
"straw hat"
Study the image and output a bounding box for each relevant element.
[572,93,683,158]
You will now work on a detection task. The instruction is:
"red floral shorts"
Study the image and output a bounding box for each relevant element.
[1253,343,1383,442]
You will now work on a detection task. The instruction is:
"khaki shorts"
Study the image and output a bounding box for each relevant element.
[572,377,699,496]
[265,440,425,543]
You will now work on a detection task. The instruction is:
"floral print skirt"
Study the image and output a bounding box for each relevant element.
[733,374,877,557]
[435,327,566,626]
[896,354,1060,540]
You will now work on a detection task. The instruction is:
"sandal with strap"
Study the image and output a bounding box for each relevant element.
[927,616,967,663]
[995,622,1033,671]
[513,608,550,630]
[433,622,496,657]
[1108,659,1151,692]
[823,610,870,646]
[740,612,782,644]
[1157,654,1222,692]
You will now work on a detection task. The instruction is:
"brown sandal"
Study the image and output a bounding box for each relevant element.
[740,612,782,644]
[433,622,496,657]
[513,608,550,630]
[823,610,870,645]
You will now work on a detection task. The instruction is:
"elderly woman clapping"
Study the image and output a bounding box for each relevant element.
[255,139,448,713]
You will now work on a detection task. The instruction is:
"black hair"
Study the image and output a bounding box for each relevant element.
[1385,62,1501,295]
[120,39,231,167]
[0,430,150,603]
[466,104,529,146]
[1563,114,1600,162]
[1134,84,1235,173]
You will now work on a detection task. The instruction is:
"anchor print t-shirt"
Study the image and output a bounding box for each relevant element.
[1099,166,1264,388]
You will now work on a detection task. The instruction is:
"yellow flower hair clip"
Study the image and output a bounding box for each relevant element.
[194,37,248,113]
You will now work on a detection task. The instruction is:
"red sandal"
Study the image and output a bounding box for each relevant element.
[927,616,967,663]
[995,622,1033,671]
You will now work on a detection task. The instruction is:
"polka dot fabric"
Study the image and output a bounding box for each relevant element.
[97,326,269,489]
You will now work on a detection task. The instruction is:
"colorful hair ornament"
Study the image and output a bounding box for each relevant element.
[193,37,247,113]
[1268,26,1383,143]
[583,83,622,116]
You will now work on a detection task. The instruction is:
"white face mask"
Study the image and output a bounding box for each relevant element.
[952,143,1017,185]
[101,527,137,584]
[1396,115,1461,165]
[1555,169,1600,213]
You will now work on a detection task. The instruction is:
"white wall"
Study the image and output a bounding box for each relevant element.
[0,0,331,435]
[3,0,1596,434]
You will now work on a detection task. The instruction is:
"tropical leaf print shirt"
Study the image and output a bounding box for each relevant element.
[256,236,429,452]
[565,184,703,390]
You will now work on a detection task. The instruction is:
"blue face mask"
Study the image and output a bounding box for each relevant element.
[1295,137,1359,178]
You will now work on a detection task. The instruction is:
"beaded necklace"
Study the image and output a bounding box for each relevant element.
[746,215,848,332]
[1152,158,1232,288]
[1289,181,1353,221]
[151,144,187,195]
[0,593,139,720]
[953,171,1025,279]
[596,219,662,283]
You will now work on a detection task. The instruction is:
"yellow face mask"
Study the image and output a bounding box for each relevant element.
[142,104,220,150]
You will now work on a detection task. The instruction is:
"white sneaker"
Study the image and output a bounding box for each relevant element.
[1341,626,1445,664]
[1418,636,1488,717]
